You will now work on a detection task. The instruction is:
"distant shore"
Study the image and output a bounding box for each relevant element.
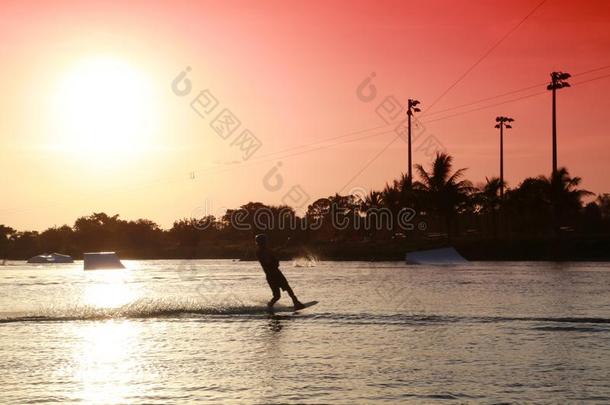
[35,235,606,262]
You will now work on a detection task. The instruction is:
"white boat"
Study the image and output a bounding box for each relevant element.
[27,253,74,264]
[405,247,468,265]
[83,252,125,270]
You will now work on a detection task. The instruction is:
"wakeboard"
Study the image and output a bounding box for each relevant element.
[268,300,318,313]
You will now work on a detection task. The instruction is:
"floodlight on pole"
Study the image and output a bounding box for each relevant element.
[547,71,570,177]
[495,116,514,200]
[406,99,421,185]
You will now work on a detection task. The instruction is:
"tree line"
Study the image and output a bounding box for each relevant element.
[1,152,609,261]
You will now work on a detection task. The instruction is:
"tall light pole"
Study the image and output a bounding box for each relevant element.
[406,99,421,185]
[547,71,570,177]
[495,116,513,200]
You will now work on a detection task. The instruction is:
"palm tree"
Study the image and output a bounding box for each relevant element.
[475,177,503,236]
[548,168,591,205]
[596,194,610,220]
[393,172,419,210]
[381,182,400,209]
[478,177,503,208]
[504,177,551,234]
[548,167,593,230]
[359,190,386,240]
[380,182,402,235]
[392,172,410,195]
[414,152,473,240]
[505,168,592,235]
[362,190,383,211]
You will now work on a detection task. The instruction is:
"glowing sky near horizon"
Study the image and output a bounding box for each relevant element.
[1,0,609,230]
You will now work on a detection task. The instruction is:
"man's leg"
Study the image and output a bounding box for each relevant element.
[268,284,281,307]
[284,284,304,309]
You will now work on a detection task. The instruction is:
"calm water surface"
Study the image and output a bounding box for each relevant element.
[1,260,610,403]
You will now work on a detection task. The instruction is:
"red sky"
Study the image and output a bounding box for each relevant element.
[1,0,609,230]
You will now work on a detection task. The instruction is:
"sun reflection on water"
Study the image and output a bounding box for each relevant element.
[69,264,155,403]
[74,320,144,404]
[82,269,140,309]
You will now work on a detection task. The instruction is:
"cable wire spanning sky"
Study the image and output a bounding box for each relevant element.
[1,0,609,230]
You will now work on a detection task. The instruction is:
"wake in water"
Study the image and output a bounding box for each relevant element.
[292,256,317,268]
[3,296,610,333]
[0,297,299,324]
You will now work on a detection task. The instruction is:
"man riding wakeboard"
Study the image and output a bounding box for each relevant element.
[255,234,305,310]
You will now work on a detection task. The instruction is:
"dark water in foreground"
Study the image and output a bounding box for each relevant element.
[1,260,610,403]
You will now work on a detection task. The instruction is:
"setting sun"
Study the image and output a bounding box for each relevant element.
[50,56,159,165]
[2,1,610,404]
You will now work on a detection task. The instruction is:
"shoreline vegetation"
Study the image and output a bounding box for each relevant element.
[2,153,610,263]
